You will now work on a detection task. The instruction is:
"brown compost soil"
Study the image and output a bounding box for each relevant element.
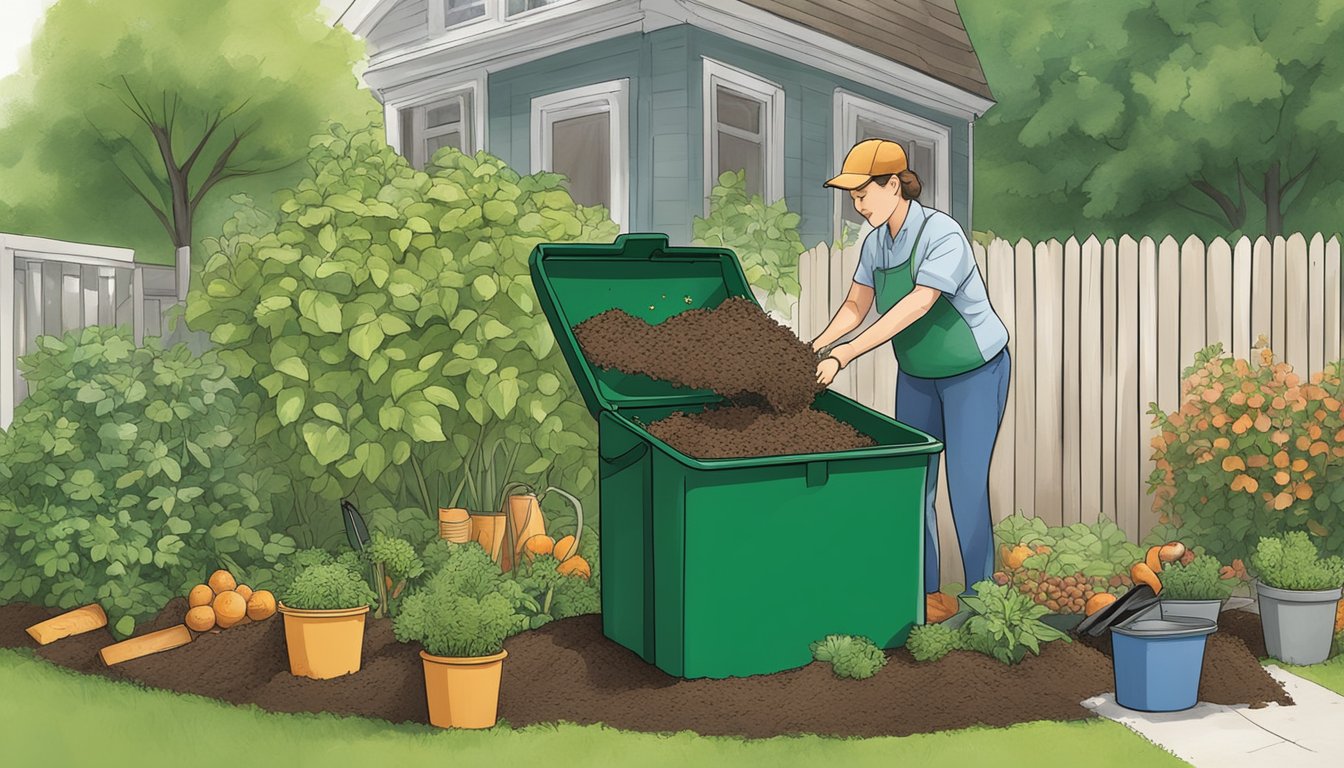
[574,297,874,458]
[0,603,1294,737]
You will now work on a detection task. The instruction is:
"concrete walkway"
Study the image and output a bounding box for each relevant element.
[1082,665,1344,767]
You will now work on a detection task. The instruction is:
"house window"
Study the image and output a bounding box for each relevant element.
[834,91,951,241]
[506,0,571,17]
[431,0,488,30]
[531,80,629,230]
[703,58,784,205]
[399,91,473,169]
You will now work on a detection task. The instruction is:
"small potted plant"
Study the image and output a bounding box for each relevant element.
[1251,532,1344,665]
[1158,553,1238,624]
[277,557,378,680]
[394,558,529,729]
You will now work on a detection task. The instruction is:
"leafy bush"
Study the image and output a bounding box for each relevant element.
[271,548,340,597]
[514,554,600,628]
[1159,555,1237,601]
[810,635,887,679]
[1251,532,1344,591]
[995,514,1144,579]
[187,121,613,544]
[395,540,533,657]
[961,580,1070,665]
[1149,343,1344,562]
[281,561,378,611]
[0,327,295,636]
[692,169,804,314]
[907,623,967,662]
[367,532,424,617]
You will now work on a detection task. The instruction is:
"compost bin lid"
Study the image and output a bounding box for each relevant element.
[529,233,757,416]
[1111,617,1216,639]
[1075,584,1160,637]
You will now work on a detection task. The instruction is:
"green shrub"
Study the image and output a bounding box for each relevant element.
[1251,532,1344,591]
[810,635,888,679]
[692,169,804,314]
[1160,555,1237,600]
[187,121,612,544]
[0,327,295,637]
[907,623,967,662]
[366,532,423,617]
[514,554,600,628]
[994,514,1144,580]
[962,580,1070,665]
[281,562,378,610]
[271,548,338,597]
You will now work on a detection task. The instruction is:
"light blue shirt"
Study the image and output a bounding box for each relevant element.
[853,200,1009,364]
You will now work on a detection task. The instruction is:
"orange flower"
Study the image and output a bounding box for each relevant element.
[1286,373,1300,388]
[1247,394,1266,409]
[1305,469,1318,480]
[1247,455,1271,468]
[1201,385,1223,403]
[1296,484,1314,500]
[1222,456,1246,472]
[1311,441,1330,457]
[1326,397,1340,411]
[1272,396,1287,410]
[1230,392,1247,406]
[1297,436,1313,451]
[1274,451,1290,468]
[1292,458,1309,472]
[1273,492,1294,511]
[1213,437,1231,450]
[1309,424,1323,440]
[1256,413,1273,432]
[1275,471,1291,486]
[1230,474,1260,493]
[1232,414,1254,434]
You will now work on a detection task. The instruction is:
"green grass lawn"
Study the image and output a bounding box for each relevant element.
[1274,653,1344,696]
[0,649,1186,768]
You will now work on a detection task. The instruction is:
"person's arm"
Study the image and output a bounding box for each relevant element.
[810,282,874,352]
[829,286,940,367]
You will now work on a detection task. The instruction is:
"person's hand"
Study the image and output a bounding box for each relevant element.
[810,337,826,354]
[816,356,842,386]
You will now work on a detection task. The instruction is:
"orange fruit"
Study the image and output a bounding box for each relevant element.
[208,570,237,595]
[557,554,591,579]
[1131,563,1162,595]
[1085,593,1118,617]
[188,584,214,608]
[522,535,556,561]
[213,591,246,628]
[552,535,577,562]
[926,592,959,624]
[246,590,277,622]
[185,606,216,633]
[1004,544,1034,570]
[234,584,254,602]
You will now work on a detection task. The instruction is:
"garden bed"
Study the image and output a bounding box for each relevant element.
[0,602,1292,737]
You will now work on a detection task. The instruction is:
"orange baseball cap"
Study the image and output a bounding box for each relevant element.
[824,139,908,190]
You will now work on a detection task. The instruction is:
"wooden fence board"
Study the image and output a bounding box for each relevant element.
[1079,237,1103,525]
[1180,235,1207,376]
[1156,237,1181,415]
[1206,237,1233,354]
[1272,236,1287,359]
[1328,238,1342,364]
[1101,237,1119,527]
[1014,239,1037,520]
[1138,237,1161,538]
[1232,237,1252,360]
[1308,233,1325,374]
[1034,240,1065,527]
[1252,237,1273,349]
[988,239,1016,522]
[1062,238,1082,525]
[1285,233,1309,375]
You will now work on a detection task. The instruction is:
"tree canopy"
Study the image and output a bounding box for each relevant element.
[963,0,1344,240]
[0,0,378,265]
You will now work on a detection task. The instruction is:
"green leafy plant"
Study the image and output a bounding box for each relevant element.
[961,580,1071,665]
[394,541,533,657]
[366,533,424,618]
[809,635,887,680]
[1159,555,1237,601]
[0,327,295,637]
[187,121,612,547]
[992,514,1144,614]
[692,169,804,314]
[1251,532,1344,591]
[906,623,968,662]
[280,561,378,611]
[513,553,600,628]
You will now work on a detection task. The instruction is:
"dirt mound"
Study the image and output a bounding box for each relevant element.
[575,297,824,414]
[646,406,875,458]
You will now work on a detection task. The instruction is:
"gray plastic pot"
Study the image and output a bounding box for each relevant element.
[1160,599,1224,624]
[1255,581,1343,665]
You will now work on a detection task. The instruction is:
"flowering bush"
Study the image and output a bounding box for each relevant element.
[1149,342,1344,562]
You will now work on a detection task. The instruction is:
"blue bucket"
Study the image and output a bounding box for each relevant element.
[1111,617,1217,712]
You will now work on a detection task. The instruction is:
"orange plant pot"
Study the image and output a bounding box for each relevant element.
[420,649,508,729]
[278,603,369,680]
[438,507,472,544]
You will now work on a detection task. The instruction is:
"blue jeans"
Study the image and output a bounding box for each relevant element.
[895,348,1011,596]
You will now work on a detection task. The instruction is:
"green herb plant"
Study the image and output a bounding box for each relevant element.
[961,580,1070,665]
[281,561,378,611]
[1251,532,1344,591]
[366,533,424,618]
[809,635,887,680]
[1159,555,1237,601]
[394,542,534,657]
[906,623,967,662]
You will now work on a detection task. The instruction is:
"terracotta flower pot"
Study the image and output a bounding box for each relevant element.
[420,649,508,729]
[278,603,369,680]
[438,507,472,544]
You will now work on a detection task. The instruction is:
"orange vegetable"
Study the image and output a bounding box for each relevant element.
[207,570,236,595]
[213,591,246,629]
[1158,542,1186,563]
[553,535,577,562]
[1131,562,1162,594]
[557,554,591,579]
[1004,545,1033,570]
[522,535,556,561]
[926,592,959,624]
[246,590,277,622]
[1144,546,1164,575]
[186,606,216,633]
[1085,593,1117,617]
[234,584,254,602]
[188,584,214,608]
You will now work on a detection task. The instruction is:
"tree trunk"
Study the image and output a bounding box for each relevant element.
[1264,160,1283,239]
[175,245,190,302]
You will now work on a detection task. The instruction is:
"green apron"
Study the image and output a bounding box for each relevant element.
[872,214,987,379]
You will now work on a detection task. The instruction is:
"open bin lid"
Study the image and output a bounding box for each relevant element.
[529,233,756,417]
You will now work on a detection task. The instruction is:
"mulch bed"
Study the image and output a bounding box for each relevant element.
[0,602,1294,737]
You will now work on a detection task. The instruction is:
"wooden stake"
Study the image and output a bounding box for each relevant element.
[99,625,193,666]
[26,604,109,645]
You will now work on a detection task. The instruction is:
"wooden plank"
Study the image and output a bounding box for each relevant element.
[1206,237,1234,354]
[1327,237,1341,363]
[1251,237,1274,349]
[99,625,193,667]
[1156,236,1181,415]
[1035,239,1064,527]
[1232,237,1253,361]
[1136,237,1160,540]
[42,261,62,336]
[26,604,108,645]
[1271,236,1287,359]
[987,239,1016,523]
[1179,235,1207,374]
[1061,237,1082,526]
[1100,237,1119,529]
[1079,236,1103,525]
[1308,233,1326,375]
[1013,239,1036,522]
[1284,233,1309,375]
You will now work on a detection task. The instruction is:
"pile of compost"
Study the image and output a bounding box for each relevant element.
[1,603,1292,738]
[574,297,874,458]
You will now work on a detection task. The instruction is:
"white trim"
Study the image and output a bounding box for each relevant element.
[504,0,583,20]
[832,90,952,240]
[530,80,630,230]
[0,233,135,263]
[385,73,488,160]
[701,57,784,206]
[429,0,494,34]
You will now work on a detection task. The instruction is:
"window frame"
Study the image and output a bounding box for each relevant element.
[530,79,630,231]
[833,90,952,242]
[428,0,493,33]
[385,73,487,168]
[702,57,785,208]
[504,0,582,20]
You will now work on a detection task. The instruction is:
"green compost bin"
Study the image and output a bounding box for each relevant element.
[529,233,943,679]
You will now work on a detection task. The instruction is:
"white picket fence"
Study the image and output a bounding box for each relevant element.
[798,233,1344,585]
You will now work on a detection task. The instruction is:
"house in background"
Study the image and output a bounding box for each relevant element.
[331,0,993,248]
